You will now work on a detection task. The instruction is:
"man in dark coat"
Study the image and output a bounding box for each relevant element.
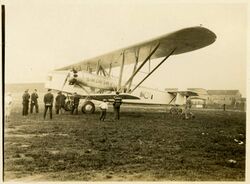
[22,89,30,116]
[55,91,61,114]
[55,91,66,114]
[71,92,80,115]
[61,93,66,110]
[43,89,54,119]
[113,91,122,120]
[30,89,39,113]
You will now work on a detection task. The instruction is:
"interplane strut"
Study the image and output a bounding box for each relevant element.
[123,42,160,89]
[130,47,176,93]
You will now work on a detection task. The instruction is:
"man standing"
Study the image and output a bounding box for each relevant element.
[71,92,80,115]
[55,91,62,114]
[22,89,30,116]
[55,91,66,114]
[113,92,122,120]
[61,93,67,111]
[30,89,39,113]
[184,97,194,119]
[223,103,226,111]
[99,99,108,121]
[43,89,54,120]
[5,93,13,122]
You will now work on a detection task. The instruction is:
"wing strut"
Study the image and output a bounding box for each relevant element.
[168,95,177,105]
[118,51,125,91]
[130,48,176,93]
[127,50,140,91]
[108,63,112,76]
[124,42,160,88]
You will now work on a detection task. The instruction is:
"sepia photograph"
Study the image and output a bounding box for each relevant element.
[2,0,247,182]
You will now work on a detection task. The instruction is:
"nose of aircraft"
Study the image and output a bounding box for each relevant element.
[69,78,77,85]
[68,70,78,85]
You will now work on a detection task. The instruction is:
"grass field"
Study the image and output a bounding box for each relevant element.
[4,105,246,181]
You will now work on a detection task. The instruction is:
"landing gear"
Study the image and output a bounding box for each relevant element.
[81,101,95,114]
[170,106,183,115]
[64,100,73,111]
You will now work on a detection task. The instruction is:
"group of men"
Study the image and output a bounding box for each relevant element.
[22,89,58,119]
[21,89,122,121]
[22,89,74,119]
[21,89,194,121]
[22,89,39,116]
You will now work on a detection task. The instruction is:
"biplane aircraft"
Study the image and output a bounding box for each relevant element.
[45,26,216,113]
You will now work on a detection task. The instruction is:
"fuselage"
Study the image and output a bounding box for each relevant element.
[45,70,186,106]
[68,71,118,91]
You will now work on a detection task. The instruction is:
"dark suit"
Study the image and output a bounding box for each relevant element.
[22,92,30,116]
[55,94,66,114]
[71,94,80,115]
[30,92,39,113]
[43,92,54,119]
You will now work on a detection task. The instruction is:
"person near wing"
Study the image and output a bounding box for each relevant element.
[22,89,30,116]
[99,99,108,121]
[71,92,80,115]
[43,89,54,119]
[113,91,122,120]
[184,97,194,119]
[30,89,39,113]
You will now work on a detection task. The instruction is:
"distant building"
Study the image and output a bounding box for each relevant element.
[187,88,208,98]
[165,88,244,109]
[206,90,242,105]
[236,97,246,112]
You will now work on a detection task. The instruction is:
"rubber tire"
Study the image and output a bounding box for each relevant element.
[178,108,183,114]
[81,101,95,114]
[170,108,177,114]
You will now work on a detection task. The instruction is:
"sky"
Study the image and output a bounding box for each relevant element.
[3,0,247,96]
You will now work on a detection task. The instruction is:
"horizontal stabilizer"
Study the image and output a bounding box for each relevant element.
[168,91,198,97]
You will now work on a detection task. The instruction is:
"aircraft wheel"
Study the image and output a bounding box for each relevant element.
[82,101,95,114]
[170,107,177,114]
[178,108,183,114]
[64,101,73,111]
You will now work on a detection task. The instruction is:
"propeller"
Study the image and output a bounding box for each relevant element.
[61,68,79,90]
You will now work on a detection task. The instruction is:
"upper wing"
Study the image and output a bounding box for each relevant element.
[56,26,216,72]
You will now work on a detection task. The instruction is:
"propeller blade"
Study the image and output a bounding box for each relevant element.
[61,73,70,90]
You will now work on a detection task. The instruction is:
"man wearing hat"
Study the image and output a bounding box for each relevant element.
[22,89,30,116]
[71,92,80,115]
[43,89,54,119]
[113,91,122,120]
[55,91,66,114]
[55,91,61,114]
[30,89,39,114]
[99,99,108,121]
